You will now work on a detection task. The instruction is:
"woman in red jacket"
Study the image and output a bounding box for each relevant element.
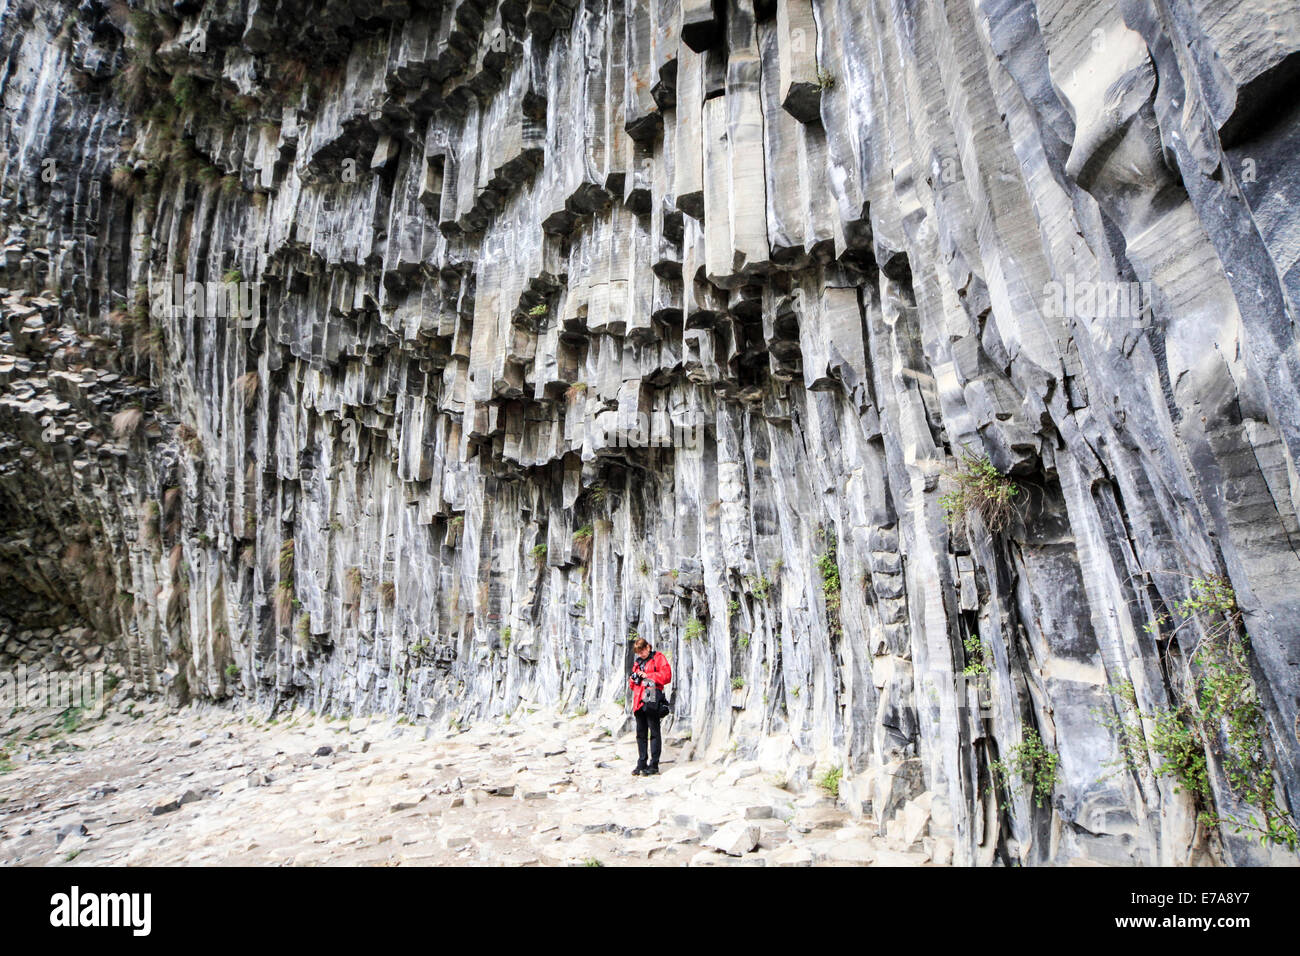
[629,637,672,775]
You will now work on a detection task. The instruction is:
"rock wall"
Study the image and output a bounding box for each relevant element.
[2,0,1299,865]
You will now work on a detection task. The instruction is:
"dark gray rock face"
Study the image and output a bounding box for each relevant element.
[1,0,1298,866]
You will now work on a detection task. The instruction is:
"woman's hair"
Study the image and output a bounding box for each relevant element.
[631,637,650,652]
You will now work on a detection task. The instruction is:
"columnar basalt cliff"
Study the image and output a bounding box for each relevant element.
[1,0,1299,866]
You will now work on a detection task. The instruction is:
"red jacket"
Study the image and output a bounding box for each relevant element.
[629,650,672,712]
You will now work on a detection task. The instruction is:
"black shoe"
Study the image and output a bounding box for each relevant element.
[644,765,659,775]
[632,765,646,776]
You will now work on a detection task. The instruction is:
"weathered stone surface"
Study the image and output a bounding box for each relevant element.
[703,820,760,856]
[0,0,1298,868]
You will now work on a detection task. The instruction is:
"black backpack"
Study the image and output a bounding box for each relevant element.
[638,654,673,718]
[643,681,672,718]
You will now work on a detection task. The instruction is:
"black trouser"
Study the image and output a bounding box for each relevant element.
[635,706,662,768]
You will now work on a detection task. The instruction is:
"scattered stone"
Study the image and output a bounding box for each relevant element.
[768,845,814,867]
[900,794,932,847]
[703,821,760,857]
[791,806,843,833]
[388,793,427,812]
[55,821,87,844]
[438,828,472,850]
[150,796,181,816]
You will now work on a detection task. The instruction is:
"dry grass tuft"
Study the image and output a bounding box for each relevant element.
[112,406,144,439]
[111,166,138,195]
[275,579,296,627]
[235,370,259,412]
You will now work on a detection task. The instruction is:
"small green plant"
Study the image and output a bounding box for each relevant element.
[746,574,770,601]
[64,849,81,862]
[573,524,594,542]
[528,303,548,316]
[296,613,311,645]
[731,677,745,690]
[582,857,603,867]
[531,542,548,563]
[684,615,705,642]
[940,450,1019,534]
[1093,680,1148,781]
[639,558,650,576]
[565,382,588,401]
[58,706,85,735]
[278,539,295,577]
[379,580,396,607]
[815,553,840,605]
[223,268,244,284]
[501,627,512,649]
[815,533,842,637]
[225,664,241,680]
[962,633,990,676]
[728,599,740,614]
[1146,703,1211,800]
[988,728,1059,808]
[198,163,224,188]
[588,484,607,504]
[820,766,843,798]
[738,634,750,650]
[56,13,78,49]
[140,500,161,549]
[170,73,199,110]
[1150,575,1237,624]
[815,69,836,91]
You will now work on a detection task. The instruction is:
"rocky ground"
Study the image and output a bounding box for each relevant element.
[0,694,941,867]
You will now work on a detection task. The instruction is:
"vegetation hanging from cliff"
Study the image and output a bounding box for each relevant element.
[1099,578,1298,850]
[989,728,1060,809]
[940,451,1019,534]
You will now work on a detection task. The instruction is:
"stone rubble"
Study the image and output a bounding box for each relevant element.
[0,694,936,868]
